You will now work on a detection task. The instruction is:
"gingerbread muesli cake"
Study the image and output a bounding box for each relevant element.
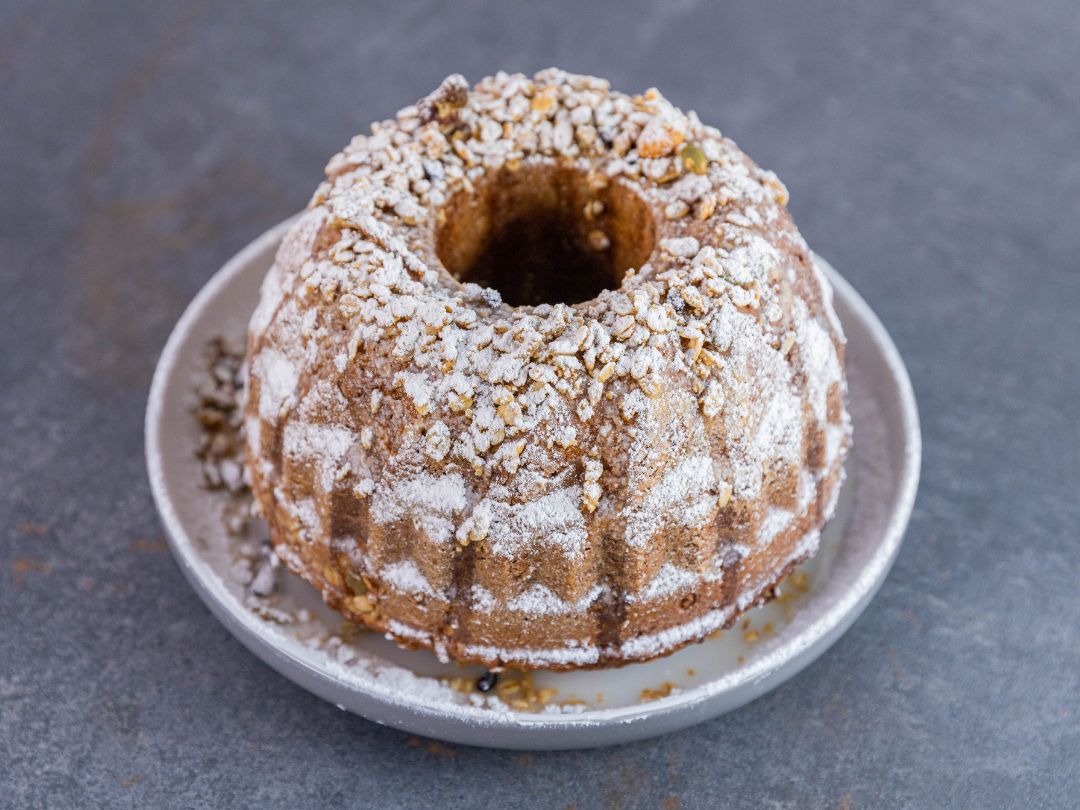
[242,69,850,670]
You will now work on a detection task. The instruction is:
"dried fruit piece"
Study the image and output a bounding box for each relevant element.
[637,118,685,158]
[476,671,499,693]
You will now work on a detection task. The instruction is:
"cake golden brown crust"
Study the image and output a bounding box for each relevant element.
[243,69,850,671]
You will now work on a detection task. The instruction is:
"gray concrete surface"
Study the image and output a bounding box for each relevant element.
[2,1,1078,807]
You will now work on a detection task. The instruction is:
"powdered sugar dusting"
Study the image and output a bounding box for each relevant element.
[795,298,843,423]
[618,604,736,660]
[625,453,717,548]
[252,348,298,423]
[380,559,440,598]
[282,421,357,490]
[370,471,468,545]
[480,485,588,559]
[469,583,498,612]
[508,583,604,615]
[760,507,794,543]
[462,642,601,668]
[249,208,328,340]
[630,563,703,602]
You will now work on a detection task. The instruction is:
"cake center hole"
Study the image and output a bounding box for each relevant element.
[436,165,655,307]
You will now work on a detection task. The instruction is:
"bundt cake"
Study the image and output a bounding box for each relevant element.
[244,69,850,670]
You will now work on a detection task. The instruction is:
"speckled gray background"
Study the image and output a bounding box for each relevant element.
[2,1,1078,807]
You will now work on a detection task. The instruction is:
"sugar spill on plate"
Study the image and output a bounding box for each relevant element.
[146,217,919,750]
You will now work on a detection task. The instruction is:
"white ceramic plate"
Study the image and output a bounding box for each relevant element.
[146,218,920,750]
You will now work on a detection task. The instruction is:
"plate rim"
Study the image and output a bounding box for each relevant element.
[146,217,921,747]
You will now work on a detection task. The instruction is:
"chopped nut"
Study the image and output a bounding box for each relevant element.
[555,426,577,448]
[530,89,556,113]
[425,421,452,460]
[717,481,733,509]
[695,194,717,220]
[660,236,700,258]
[345,571,368,596]
[323,565,344,589]
[497,400,522,426]
[702,381,724,417]
[681,286,705,312]
[587,229,611,251]
[637,119,684,158]
[338,293,362,317]
[640,682,677,702]
[612,315,636,339]
[780,331,797,356]
[350,594,375,613]
[664,200,690,220]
